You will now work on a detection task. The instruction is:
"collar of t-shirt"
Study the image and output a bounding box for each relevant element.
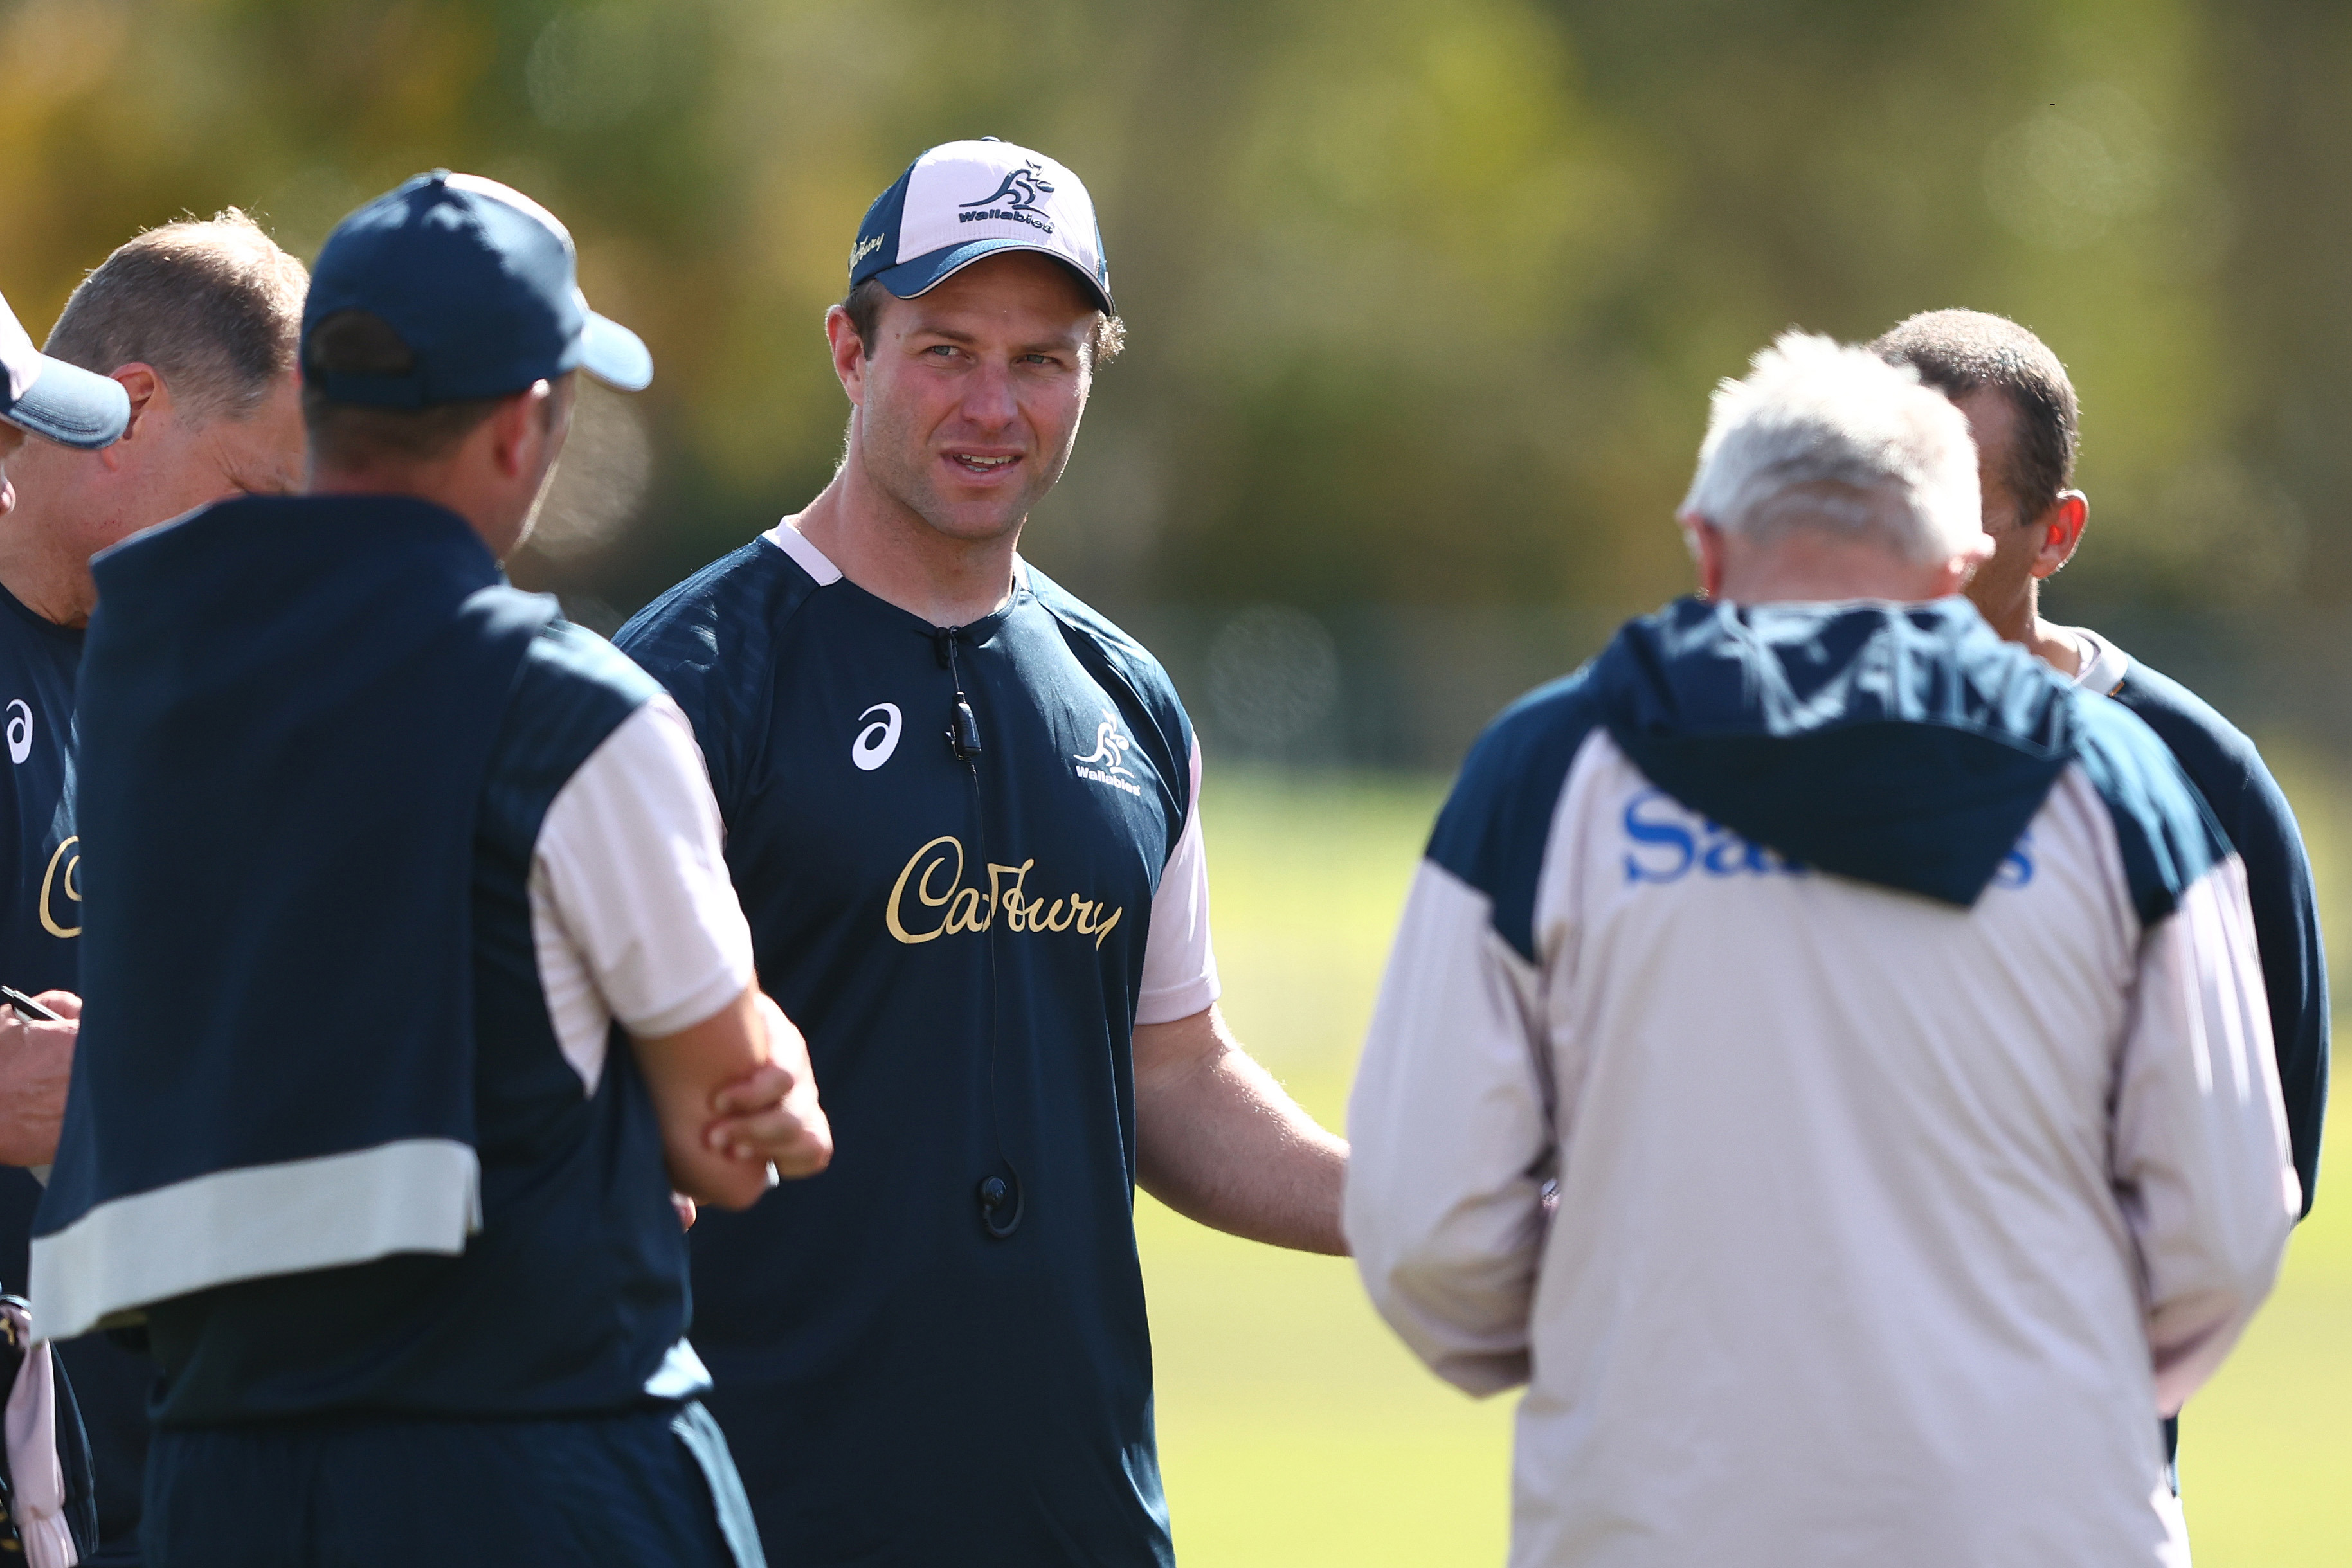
[2070,626,2133,697]
[762,519,1031,606]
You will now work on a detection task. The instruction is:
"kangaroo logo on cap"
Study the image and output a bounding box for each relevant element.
[962,164,1054,214]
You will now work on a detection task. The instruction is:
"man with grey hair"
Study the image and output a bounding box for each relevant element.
[1348,330,2297,1566]
[0,210,308,1565]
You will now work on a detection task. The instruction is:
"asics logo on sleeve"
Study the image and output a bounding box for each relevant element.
[852,703,903,771]
[6,699,29,766]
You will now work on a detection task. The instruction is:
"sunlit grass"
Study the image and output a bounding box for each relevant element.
[1143,769,1512,1566]
[1143,762,2352,1565]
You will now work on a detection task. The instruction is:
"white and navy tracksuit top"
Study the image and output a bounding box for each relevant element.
[1348,597,2299,1568]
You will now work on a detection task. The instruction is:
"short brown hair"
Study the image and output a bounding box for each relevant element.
[299,311,507,469]
[45,208,306,423]
[1872,309,2079,524]
[839,275,1126,368]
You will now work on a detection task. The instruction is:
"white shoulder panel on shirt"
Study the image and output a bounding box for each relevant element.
[2071,627,2133,696]
[760,519,844,584]
[528,694,757,1094]
[1136,736,1220,1027]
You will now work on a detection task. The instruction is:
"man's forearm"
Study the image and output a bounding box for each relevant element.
[1134,1005,1348,1255]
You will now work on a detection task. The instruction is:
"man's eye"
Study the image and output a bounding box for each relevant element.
[925,345,958,359]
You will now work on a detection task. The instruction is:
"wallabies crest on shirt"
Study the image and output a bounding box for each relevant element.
[1073,707,1142,798]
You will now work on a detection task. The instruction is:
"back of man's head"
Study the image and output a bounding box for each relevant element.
[1872,309,2079,525]
[300,311,515,475]
[1681,330,1981,566]
[299,172,651,481]
[45,209,306,424]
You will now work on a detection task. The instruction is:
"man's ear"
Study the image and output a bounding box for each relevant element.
[95,365,164,469]
[489,381,555,479]
[2029,491,2088,581]
[825,306,867,407]
[1681,514,1727,601]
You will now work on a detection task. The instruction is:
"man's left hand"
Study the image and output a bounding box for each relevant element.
[703,992,833,1180]
[0,990,80,1167]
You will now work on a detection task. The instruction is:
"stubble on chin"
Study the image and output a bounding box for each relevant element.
[863,436,1036,546]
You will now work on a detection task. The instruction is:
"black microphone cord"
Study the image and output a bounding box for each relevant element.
[936,626,1021,1239]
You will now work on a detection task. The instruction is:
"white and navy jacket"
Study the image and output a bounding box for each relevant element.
[1346,597,2299,1568]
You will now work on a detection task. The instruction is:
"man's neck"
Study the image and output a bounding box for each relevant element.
[2022,615,2084,678]
[1981,582,2083,677]
[0,500,94,629]
[309,464,514,562]
[792,466,1018,629]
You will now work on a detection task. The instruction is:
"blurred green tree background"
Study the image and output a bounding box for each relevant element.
[8,0,2344,647]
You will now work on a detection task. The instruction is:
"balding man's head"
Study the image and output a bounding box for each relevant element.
[0,213,310,627]
[45,209,307,426]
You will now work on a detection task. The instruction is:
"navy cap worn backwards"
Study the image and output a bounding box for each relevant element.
[1,288,129,449]
[850,139,1112,313]
[303,170,652,408]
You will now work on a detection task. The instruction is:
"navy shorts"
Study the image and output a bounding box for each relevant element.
[141,1401,765,1568]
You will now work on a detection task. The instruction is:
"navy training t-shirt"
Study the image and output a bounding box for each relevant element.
[2098,658,2328,1213]
[619,531,1193,1567]
[0,581,149,1560]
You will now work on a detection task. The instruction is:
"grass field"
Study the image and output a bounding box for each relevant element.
[1141,764,2352,1565]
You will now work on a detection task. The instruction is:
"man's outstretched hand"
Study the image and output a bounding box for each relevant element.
[0,991,78,1168]
[705,992,832,1181]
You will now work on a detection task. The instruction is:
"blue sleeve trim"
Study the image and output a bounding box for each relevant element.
[2112,666,2328,1216]
[481,620,658,855]
[617,541,813,822]
[1425,671,1606,964]
[2068,691,2231,929]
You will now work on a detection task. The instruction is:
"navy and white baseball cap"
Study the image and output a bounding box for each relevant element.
[0,289,129,449]
[850,139,1112,313]
[303,170,652,408]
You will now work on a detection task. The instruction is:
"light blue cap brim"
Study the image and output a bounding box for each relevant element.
[578,311,653,393]
[5,356,131,449]
[876,238,1114,314]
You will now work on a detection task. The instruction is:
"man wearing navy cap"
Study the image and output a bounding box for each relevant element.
[621,140,1347,1565]
[32,173,831,1568]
